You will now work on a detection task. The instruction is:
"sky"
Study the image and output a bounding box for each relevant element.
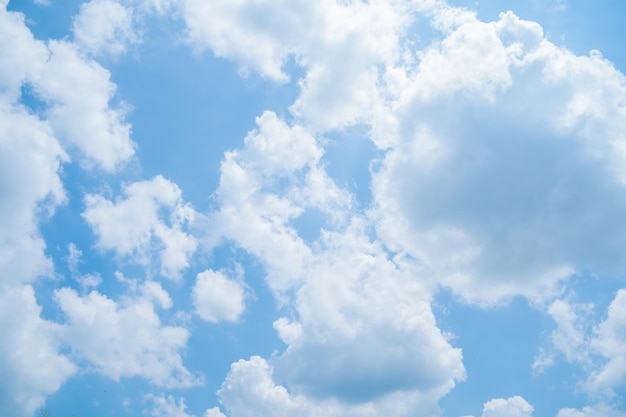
[1,0,626,416]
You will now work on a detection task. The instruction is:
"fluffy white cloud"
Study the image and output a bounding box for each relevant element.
[0,101,67,285]
[272,221,464,405]
[181,0,415,131]
[217,355,445,417]
[204,408,227,417]
[54,282,200,388]
[83,175,198,279]
[371,10,626,304]
[537,288,626,403]
[192,269,246,323]
[533,299,593,373]
[179,0,626,306]
[182,0,294,82]
[588,289,626,395]
[0,4,48,99]
[38,40,136,171]
[0,285,76,417]
[0,3,136,172]
[72,0,138,57]
[482,396,534,417]
[207,110,463,415]
[211,111,349,293]
[0,6,70,285]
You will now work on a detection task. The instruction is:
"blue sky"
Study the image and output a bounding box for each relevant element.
[2,0,626,416]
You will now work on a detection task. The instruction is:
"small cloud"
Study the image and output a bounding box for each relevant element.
[192,269,246,323]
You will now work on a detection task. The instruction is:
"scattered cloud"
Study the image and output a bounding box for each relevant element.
[66,243,103,289]
[55,282,200,388]
[83,175,198,279]
[482,396,534,417]
[192,269,246,323]
[72,0,139,58]
[2,0,626,415]
[0,285,76,417]
[557,403,626,417]
[588,289,626,395]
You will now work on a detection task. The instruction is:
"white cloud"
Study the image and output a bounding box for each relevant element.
[211,111,349,293]
[207,111,463,415]
[482,396,534,417]
[72,0,138,57]
[287,0,413,132]
[371,10,626,305]
[534,299,593,372]
[54,282,200,388]
[0,3,136,172]
[217,355,446,417]
[66,243,103,289]
[182,0,293,82]
[192,269,246,323]
[0,5,69,286]
[147,394,196,417]
[176,0,626,307]
[557,403,626,417]
[538,289,626,401]
[37,40,136,171]
[180,0,416,131]
[83,175,198,279]
[272,220,464,405]
[0,4,49,100]
[203,408,227,417]
[588,289,626,395]
[0,100,67,285]
[0,285,76,417]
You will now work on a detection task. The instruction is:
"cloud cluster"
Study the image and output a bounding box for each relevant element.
[0,285,76,417]
[182,0,412,131]
[204,110,463,415]
[55,280,200,388]
[83,175,198,279]
[216,355,446,417]
[533,289,626,415]
[372,10,626,305]
[158,1,626,415]
[0,3,139,415]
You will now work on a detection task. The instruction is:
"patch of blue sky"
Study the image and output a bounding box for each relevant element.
[7,0,84,40]
[110,37,302,210]
[322,124,383,210]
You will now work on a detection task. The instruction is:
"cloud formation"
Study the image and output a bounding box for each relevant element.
[192,269,246,323]
[2,0,626,416]
[0,285,76,417]
[371,10,626,304]
[482,396,534,417]
[72,0,138,57]
[55,281,200,388]
[83,175,198,279]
